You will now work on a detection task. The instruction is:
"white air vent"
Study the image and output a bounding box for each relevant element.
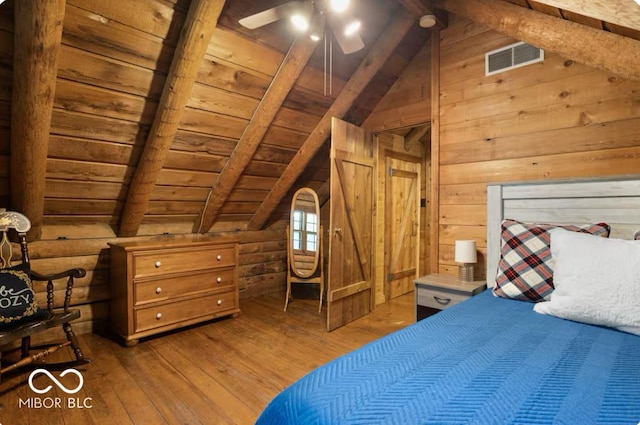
[485,42,544,76]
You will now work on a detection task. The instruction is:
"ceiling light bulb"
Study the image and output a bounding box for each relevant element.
[291,14,309,31]
[310,33,321,42]
[330,0,350,13]
[344,19,361,37]
[635,0,640,5]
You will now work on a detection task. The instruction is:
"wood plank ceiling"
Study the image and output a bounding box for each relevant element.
[2,0,639,239]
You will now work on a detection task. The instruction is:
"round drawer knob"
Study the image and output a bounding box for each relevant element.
[216,277,222,283]
[216,254,222,261]
[155,287,162,294]
[217,299,223,306]
[156,313,162,320]
[155,261,161,268]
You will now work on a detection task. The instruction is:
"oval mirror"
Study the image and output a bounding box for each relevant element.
[289,187,320,278]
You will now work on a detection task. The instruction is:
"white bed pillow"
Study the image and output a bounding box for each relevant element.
[533,229,640,335]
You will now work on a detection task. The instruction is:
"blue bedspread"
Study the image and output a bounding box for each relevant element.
[256,291,640,424]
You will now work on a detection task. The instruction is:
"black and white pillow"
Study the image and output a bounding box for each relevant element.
[0,263,41,329]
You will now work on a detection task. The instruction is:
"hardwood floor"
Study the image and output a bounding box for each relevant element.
[0,291,415,424]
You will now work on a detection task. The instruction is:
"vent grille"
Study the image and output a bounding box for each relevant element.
[485,42,544,76]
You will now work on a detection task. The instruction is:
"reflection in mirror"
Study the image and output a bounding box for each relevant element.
[285,187,324,312]
[290,187,320,277]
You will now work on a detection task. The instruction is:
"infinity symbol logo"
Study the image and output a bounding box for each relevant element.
[28,368,84,395]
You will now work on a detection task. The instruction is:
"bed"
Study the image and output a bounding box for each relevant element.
[256,177,640,425]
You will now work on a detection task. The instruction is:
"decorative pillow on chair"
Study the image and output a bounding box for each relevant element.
[0,263,41,329]
[534,229,640,335]
[493,219,610,302]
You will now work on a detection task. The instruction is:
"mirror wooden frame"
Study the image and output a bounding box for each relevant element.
[284,187,324,312]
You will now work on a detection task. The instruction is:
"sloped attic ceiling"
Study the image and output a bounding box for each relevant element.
[4,0,429,239]
[3,0,639,240]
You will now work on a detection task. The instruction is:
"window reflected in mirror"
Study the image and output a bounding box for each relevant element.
[292,209,318,253]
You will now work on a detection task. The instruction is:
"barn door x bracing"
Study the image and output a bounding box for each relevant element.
[384,153,420,300]
[327,118,374,331]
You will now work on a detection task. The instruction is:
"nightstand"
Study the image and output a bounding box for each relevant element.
[414,273,486,321]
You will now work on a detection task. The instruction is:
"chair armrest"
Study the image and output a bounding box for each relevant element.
[31,268,87,282]
[30,268,87,313]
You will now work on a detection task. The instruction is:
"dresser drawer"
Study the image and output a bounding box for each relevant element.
[134,291,237,333]
[416,286,470,310]
[134,268,235,305]
[133,246,235,278]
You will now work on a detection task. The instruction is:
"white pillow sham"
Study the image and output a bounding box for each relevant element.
[533,229,640,335]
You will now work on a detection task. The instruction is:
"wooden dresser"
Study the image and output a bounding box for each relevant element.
[109,238,240,346]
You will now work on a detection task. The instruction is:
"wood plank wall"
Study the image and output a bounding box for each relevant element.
[436,16,640,278]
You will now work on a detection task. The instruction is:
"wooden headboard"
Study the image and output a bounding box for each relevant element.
[486,176,640,287]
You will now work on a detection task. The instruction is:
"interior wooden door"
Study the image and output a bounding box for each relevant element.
[384,153,420,299]
[327,118,374,331]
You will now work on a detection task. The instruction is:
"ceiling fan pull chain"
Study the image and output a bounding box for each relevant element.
[324,33,327,96]
[330,34,333,96]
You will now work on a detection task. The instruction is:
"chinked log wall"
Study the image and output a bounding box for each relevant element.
[436,16,640,277]
[26,228,288,340]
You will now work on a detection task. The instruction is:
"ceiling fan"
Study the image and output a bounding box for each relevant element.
[239,0,365,55]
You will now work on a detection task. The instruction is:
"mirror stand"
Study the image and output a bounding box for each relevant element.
[284,187,324,313]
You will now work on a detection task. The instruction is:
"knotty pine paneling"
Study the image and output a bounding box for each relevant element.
[436,17,640,278]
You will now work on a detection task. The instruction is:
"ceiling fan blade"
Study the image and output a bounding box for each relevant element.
[327,13,364,55]
[239,1,303,30]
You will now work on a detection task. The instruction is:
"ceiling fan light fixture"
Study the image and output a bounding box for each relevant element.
[291,13,310,31]
[309,12,325,42]
[329,0,350,13]
[344,19,361,37]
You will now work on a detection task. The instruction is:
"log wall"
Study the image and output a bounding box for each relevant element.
[436,16,640,278]
[25,224,288,341]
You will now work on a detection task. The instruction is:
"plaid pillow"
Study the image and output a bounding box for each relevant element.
[493,219,610,302]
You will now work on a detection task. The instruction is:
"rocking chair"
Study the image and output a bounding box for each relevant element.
[0,210,90,380]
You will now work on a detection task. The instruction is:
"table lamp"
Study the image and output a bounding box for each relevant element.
[455,240,477,282]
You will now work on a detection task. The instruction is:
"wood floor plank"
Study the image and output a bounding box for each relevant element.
[0,291,415,424]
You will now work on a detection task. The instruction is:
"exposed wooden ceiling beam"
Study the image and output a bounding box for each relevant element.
[118,0,226,237]
[529,0,640,32]
[433,0,640,81]
[404,123,431,148]
[11,0,65,240]
[247,8,416,231]
[195,36,318,233]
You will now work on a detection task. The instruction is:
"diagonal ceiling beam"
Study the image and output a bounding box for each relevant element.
[529,0,640,32]
[247,8,415,231]
[433,0,640,81]
[11,0,66,241]
[195,36,318,233]
[404,123,431,148]
[118,0,226,237]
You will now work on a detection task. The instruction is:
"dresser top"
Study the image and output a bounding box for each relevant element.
[109,235,239,251]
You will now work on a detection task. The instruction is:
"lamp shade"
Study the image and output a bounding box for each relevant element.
[454,240,477,264]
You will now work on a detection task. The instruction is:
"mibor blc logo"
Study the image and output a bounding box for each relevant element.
[19,368,93,409]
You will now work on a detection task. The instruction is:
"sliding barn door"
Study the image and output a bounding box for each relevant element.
[327,118,374,331]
